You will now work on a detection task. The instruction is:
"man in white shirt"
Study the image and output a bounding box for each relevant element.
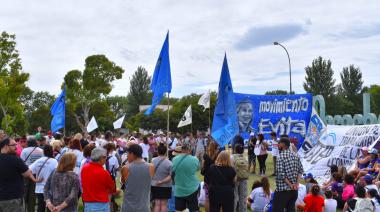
[295,183,307,210]
[168,133,178,150]
[270,132,279,176]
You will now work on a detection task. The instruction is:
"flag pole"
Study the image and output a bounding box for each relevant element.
[166,93,170,156]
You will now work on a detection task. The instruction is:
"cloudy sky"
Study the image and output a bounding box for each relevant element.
[1,0,380,97]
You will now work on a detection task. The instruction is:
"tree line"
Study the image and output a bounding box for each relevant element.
[0,31,379,135]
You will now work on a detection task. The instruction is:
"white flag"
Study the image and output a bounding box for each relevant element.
[198,90,210,111]
[178,105,192,128]
[113,115,125,129]
[87,116,98,133]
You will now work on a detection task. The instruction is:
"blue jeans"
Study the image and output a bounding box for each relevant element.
[84,202,110,212]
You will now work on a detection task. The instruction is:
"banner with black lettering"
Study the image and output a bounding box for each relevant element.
[299,124,380,183]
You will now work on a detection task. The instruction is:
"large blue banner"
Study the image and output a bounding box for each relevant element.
[234,93,313,148]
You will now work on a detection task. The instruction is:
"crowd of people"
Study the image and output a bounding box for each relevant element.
[1,128,380,212]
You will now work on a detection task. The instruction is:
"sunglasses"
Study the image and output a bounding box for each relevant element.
[7,144,17,147]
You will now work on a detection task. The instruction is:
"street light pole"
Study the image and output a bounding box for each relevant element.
[274,42,292,94]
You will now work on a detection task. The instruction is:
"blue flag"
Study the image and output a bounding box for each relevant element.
[145,32,172,115]
[211,54,239,146]
[50,86,66,133]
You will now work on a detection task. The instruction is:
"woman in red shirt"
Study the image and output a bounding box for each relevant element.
[304,184,325,212]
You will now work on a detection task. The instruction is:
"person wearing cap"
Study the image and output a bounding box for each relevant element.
[121,144,154,212]
[81,147,120,212]
[272,137,303,212]
[355,148,379,182]
[303,173,318,193]
[362,174,379,194]
[172,142,200,212]
[349,147,372,178]
[0,137,41,212]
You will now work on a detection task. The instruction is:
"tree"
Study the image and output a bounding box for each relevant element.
[126,66,151,117]
[339,65,363,98]
[25,91,55,132]
[303,56,336,98]
[106,96,129,118]
[64,55,124,132]
[0,31,29,134]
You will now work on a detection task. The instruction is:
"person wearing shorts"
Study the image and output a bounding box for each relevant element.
[172,143,200,212]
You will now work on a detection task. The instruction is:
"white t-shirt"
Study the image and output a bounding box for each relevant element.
[29,157,58,193]
[140,143,150,159]
[21,147,44,166]
[106,154,120,177]
[296,184,307,206]
[271,138,279,157]
[250,187,271,212]
[324,198,337,212]
[168,137,178,150]
[371,198,380,212]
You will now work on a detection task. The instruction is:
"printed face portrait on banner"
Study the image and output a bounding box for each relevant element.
[237,99,254,133]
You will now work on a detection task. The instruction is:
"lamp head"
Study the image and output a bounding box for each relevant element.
[273,41,279,45]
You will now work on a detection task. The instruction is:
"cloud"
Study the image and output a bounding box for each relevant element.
[235,23,307,50]
[329,23,380,39]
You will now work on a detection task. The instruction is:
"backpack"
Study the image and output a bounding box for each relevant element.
[352,198,373,212]
[233,154,249,180]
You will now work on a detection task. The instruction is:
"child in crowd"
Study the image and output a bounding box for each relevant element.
[324,190,337,212]
[303,184,325,212]
[330,173,344,209]
[342,174,355,202]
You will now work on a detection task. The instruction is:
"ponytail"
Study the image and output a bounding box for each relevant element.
[368,189,380,204]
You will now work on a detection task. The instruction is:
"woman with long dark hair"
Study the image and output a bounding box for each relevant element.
[201,141,219,212]
[255,134,268,176]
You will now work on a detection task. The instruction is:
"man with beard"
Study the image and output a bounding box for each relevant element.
[0,136,40,212]
[272,137,304,212]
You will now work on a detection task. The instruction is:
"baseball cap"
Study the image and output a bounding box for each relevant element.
[250,132,255,137]
[361,147,369,151]
[369,149,378,155]
[303,173,314,179]
[363,174,373,181]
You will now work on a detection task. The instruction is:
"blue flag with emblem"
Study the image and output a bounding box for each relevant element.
[50,85,66,133]
[211,54,239,146]
[145,32,172,115]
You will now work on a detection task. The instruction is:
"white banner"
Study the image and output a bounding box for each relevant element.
[87,116,98,133]
[198,91,210,111]
[178,105,192,128]
[113,115,125,129]
[299,124,380,184]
